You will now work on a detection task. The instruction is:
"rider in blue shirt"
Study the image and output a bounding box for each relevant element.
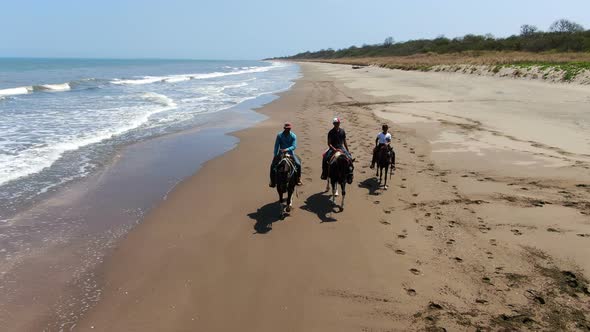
[269,122,302,187]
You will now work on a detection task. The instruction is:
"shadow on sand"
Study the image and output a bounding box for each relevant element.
[247,202,284,234]
[300,192,340,223]
[358,177,381,196]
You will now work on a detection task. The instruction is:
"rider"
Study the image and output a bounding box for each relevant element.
[321,117,353,180]
[370,124,395,169]
[269,122,302,187]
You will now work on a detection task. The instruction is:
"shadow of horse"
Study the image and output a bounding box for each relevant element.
[358,178,381,196]
[300,192,340,223]
[247,202,284,234]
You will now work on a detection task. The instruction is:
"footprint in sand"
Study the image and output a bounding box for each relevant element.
[406,288,417,296]
[395,249,406,255]
[482,277,492,284]
[490,239,498,246]
[398,234,407,239]
[479,225,491,233]
[511,229,523,236]
[453,257,463,263]
[547,228,560,233]
[374,200,380,205]
[410,268,421,275]
[448,221,457,228]
[446,239,455,245]
[379,219,391,225]
[476,299,489,304]
[412,193,418,197]
[577,233,590,237]
[426,225,434,231]
[400,185,406,189]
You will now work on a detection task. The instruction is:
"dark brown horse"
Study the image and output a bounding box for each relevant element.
[275,151,297,216]
[326,151,354,209]
[375,145,395,189]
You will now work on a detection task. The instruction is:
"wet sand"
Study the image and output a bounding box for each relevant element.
[77,63,590,331]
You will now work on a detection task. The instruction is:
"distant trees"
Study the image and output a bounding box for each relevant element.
[549,19,585,33]
[283,19,589,59]
[520,24,539,37]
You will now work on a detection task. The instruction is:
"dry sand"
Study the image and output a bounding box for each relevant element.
[76,63,590,331]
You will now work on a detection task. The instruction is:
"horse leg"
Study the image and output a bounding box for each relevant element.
[341,182,346,209]
[378,167,382,186]
[384,165,389,189]
[286,188,293,213]
[279,191,285,215]
[325,179,330,193]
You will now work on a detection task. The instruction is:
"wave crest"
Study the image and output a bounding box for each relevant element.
[0,86,32,97]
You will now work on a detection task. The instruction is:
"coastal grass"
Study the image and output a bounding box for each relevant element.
[297,51,590,81]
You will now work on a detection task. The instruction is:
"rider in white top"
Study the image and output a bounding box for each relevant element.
[376,131,392,145]
[370,124,395,169]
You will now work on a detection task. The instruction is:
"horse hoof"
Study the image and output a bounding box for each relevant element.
[286,206,291,212]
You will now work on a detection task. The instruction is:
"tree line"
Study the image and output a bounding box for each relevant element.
[280,19,589,59]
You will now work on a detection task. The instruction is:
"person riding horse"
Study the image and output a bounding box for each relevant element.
[269,122,302,187]
[370,124,396,170]
[321,117,353,180]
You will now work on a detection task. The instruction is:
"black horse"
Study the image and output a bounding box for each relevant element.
[275,151,297,216]
[375,145,395,189]
[326,151,354,209]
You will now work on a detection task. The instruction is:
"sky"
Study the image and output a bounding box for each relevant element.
[1,0,589,60]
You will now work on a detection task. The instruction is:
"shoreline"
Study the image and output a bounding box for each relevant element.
[0,88,295,331]
[44,62,590,330]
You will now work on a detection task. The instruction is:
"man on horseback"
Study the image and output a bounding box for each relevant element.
[370,124,395,170]
[321,117,353,180]
[269,122,302,187]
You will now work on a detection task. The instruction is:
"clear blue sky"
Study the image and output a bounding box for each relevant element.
[1,0,588,59]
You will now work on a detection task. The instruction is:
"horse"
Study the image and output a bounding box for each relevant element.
[375,145,395,189]
[275,151,297,216]
[326,150,354,209]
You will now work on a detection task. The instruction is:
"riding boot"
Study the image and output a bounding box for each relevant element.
[296,165,302,185]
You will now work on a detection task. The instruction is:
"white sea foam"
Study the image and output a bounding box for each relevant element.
[140,92,177,107]
[0,86,32,96]
[112,76,166,85]
[0,93,178,186]
[110,64,284,86]
[164,76,191,83]
[36,83,71,92]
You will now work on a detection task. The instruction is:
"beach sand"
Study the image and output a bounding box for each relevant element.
[76,63,590,331]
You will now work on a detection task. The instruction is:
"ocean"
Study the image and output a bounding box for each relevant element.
[0,58,299,221]
[0,58,299,329]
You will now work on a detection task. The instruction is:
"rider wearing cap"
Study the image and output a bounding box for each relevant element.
[321,117,353,180]
[370,124,395,169]
[269,122,302,187]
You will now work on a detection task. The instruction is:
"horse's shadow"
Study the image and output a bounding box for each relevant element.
[300,192,339,223]
[247,202,283,234]
[358,177,381,196]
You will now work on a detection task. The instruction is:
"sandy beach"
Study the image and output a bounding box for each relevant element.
[75,63,590,331]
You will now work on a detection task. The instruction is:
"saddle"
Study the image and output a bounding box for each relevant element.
[326,149,353,166]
